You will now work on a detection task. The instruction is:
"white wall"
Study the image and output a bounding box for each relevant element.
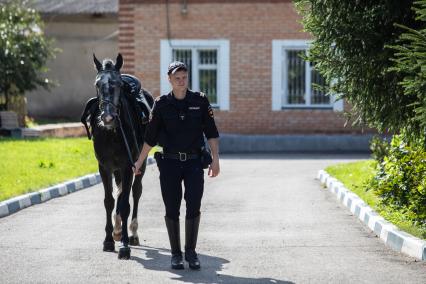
[27,15,118,119]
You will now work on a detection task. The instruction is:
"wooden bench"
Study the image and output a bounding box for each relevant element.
[0,111,19,129]
[0,111,40,137]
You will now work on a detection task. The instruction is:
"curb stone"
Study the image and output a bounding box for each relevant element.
[317,170,426,261]
[0,156,156,219]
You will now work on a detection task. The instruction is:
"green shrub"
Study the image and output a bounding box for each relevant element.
[369,135,391,163]
[369,134,426,228]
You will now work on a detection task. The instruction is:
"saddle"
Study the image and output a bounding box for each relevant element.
[81,74,154,140]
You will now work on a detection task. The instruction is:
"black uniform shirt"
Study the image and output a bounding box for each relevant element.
[144,89,219,152]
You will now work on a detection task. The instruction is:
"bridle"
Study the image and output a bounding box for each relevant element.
[96,69,122,116]
[95,69,140,168]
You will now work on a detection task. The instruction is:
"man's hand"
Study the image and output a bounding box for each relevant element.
[132,142,153,176]
[208,158,220,177]
[133,159,143,176]
[207,138,220,178]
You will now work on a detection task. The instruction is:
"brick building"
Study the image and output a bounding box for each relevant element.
[119,0,370,151]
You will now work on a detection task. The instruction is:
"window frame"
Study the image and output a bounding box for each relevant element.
[272,40,343,111]
[160,39,230,110]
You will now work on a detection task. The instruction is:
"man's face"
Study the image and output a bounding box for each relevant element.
[168,70,189,92]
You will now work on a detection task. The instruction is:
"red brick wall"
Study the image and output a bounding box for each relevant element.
[119,0,366,134]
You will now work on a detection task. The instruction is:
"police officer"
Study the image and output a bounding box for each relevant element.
[133,61,220,270]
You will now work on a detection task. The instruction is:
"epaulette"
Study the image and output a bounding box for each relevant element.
[191,91,207,101]
[152,94,168,109]
[154,95,167,102]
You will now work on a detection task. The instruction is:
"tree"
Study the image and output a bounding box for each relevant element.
[389,0,426,141]
[294,0,421,138]
[0,0,57,111]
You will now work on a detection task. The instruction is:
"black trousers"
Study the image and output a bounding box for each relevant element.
[157,157,204,221]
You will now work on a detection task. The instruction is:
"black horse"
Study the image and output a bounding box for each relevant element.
[81,54,154,259]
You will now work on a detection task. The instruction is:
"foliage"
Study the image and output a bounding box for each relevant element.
[388,0,426,141]
[0,0,57,110]
[369,134,426,229]
[369,135,390,163]
[294,0,420,136]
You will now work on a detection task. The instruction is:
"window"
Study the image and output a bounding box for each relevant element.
[272,40,343,111]
[161,40,230,110]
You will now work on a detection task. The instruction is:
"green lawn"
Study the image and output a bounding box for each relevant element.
[326,160,426,239]
[0,137,157,202]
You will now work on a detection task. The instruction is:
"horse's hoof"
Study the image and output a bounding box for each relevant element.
[103,241,115,252]
[113,231,122,242]
[129,236,140,246]
[118,246,131,260]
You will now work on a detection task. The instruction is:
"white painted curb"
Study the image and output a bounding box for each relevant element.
[0,157,156,219]
[317,170,426,261]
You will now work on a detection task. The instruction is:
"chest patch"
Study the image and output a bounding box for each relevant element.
[188,106,200,110]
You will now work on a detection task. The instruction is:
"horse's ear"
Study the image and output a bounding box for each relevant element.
[93,53,102,72]
[115,53,123,71]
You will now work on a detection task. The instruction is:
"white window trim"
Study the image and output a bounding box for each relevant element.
[160,39,230,111]
[272,40,343,112]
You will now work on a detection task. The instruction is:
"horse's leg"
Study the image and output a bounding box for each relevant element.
[100,166,115,252]
[117,167,133,259]
[113,170,122,242]
[129,161,144,246]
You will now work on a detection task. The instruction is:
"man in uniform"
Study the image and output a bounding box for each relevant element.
[133,61,220,270]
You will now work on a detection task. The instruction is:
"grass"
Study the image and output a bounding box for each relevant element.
[25,117,79,128]
[0,137,158,202]
[326,160,426,239]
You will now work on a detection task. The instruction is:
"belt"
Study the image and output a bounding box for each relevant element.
[162,152,200,162]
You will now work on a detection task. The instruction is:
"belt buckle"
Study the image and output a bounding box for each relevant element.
[178,152,187,162]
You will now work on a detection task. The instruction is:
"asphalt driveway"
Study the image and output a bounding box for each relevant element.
[0,154,425,283]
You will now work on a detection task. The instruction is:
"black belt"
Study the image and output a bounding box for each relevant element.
[162,152,200,162]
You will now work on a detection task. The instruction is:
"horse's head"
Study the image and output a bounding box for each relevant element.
[93,53,123,129]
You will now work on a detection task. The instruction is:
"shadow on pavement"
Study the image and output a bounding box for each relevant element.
[130,246,295,284]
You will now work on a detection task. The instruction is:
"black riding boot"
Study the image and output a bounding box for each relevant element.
[164,216,184,269]
[185,215,201,270]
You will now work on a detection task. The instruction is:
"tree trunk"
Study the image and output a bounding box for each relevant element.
[2,88,9,111]
[7,95,27,127]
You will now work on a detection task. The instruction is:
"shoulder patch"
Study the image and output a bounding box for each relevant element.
[207,105,214,118]
[199,92,205,97]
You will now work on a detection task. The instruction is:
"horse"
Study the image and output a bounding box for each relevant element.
[81,53,154,259]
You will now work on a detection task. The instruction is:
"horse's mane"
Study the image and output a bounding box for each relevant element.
[102,59,115,71]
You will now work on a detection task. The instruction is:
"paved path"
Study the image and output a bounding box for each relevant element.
[0,154,425,283]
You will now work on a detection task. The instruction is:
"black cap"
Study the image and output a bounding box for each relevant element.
[167,61,188,75]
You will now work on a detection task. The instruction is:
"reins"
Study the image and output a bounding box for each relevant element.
[94,69,144,169]
[117,114,136,167]
[117,96,141,168]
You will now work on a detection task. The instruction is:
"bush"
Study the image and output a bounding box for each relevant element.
[369,134,426,228]
[369,135,390,163]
